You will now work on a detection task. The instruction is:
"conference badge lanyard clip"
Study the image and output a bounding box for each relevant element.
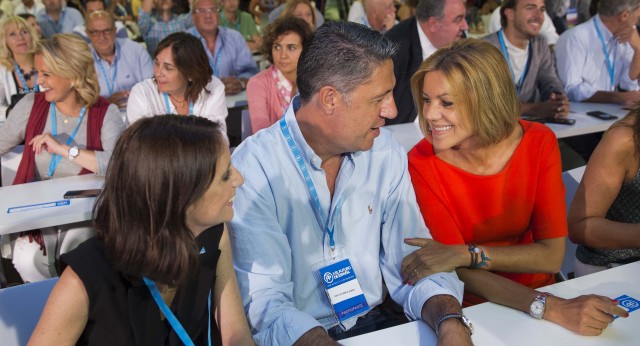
[279,117,370,327]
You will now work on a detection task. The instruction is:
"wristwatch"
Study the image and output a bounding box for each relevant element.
[68,145,80,161]
[529,292,552,319]
[435,312,474,336]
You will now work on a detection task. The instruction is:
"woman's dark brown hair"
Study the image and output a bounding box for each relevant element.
[155,32,213,104]
[260,16,312,64]
[93,115,225,285]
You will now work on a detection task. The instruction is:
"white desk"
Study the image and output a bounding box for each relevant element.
[341,262,640,345]
[0,175,104,235]
[386,103,628,152]
[226,90,248,108]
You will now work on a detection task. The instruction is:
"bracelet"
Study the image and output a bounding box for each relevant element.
[467,243,479,268]
[435,312,473,336]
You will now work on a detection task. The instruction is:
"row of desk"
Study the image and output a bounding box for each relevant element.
[341,261,639,345]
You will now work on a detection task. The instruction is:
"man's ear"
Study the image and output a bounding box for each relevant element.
[317,86,338,115]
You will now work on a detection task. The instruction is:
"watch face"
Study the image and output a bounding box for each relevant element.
[69,146,79,157]
[531,300,544,317]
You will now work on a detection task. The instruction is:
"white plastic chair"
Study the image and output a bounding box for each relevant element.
[0,278,58,346]
[559,166,586,280]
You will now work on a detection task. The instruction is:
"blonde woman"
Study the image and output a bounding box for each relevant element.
[0,34,124,283]
[405,39,628,336]
[0,16,39,121]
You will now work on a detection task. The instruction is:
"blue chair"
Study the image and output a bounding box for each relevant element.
[559,166,586,281]
[0,278,58,346]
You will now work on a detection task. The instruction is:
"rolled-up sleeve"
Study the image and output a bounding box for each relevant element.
[555,32,597,101]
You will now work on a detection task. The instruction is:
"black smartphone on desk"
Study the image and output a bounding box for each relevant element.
[64,189,101,199]
[586,111,618,120]
[543,117,576,125]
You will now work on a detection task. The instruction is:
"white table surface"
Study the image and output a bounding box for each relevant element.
[341,261,640,345]
[0,174,104,235]
[226,90,247,108]
[386,102,628,152]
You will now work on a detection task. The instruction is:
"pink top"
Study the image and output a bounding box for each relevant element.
[246,66,292,134]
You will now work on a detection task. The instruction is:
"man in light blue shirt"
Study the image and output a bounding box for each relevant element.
[188,0,258,95]
[555,0,640,106]
[86,11,153,112]
[37,0,84,38]
[230,21,470,346]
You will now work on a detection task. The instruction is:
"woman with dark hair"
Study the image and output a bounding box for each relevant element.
[404,39,627,335]
[568,110,640,276]
[126,32,227,133]
[30,115,253,345]
[246,16,310,133]
[0,34,123,283]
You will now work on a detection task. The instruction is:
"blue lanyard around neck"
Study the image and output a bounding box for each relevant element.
[278,116,344,251]
[46,9,66,34]
[210,45,223,77]
[163,92,194,115]
[13,61,37,93]
[94,47,119,96]
[143,278,212,346]
[498,30,530,96]
[594,18,617,91]
[47,103,86,178]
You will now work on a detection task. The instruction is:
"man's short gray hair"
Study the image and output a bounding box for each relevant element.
[297,21,397,103]
[598,0,640,16]
[416,0,448,22]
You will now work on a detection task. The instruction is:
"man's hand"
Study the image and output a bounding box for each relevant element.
[616,24,640,50]
[402,238,468,284]
[292,327,339,346]
[613,90,640,107]
[221,76,243,95]
[522,92,569,118]
[107,90,130,110]
[383,12,396,32]
[544,294,629,336]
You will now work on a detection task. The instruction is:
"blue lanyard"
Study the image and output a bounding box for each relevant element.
[46,9,66,34]
[13,61,37,93]
[143,278,212,346]
[94,46,119,96]
[279,117,344,251]
[47,103,86,178]
[209,45,223,77]
[594,18,617,91]
[163,93,194,115]
[498,30,530,96]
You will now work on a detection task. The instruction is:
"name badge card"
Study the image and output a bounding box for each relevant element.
[318,258,369,321]
[614,294,640,319]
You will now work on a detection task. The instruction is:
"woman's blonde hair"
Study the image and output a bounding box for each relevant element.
[35,34,100,107]
[0,16,38,70]
[410,39,520,146]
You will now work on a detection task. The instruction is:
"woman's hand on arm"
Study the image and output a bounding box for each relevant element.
[568,125,640,249]
[214,226,255,345]
[29,132,99,173]
[28,267,89,345]
[401,238,468,284]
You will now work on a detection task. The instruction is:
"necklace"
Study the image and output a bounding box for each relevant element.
[169,94,186,107]
[16,65,37,81]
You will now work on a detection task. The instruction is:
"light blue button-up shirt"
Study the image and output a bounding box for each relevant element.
[555,15,640,101]
[90,38,154,98]
[37,7,85,38]
[187,26,258,79]
[229,96,463,345]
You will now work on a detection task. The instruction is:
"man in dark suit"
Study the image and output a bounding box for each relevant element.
[385,0,468,125]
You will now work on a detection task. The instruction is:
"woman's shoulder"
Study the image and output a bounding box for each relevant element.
[247,68,273,89]
[408,138,435,162]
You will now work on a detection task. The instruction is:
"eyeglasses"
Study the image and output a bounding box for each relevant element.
[194,7,221,15]
[87,28,115,37]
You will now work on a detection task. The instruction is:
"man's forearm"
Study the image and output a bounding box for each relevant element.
[292,327,339,346]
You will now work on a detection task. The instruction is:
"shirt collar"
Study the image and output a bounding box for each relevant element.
[594,14,614,42]
[417,20,437,61]
[283,96,356,170]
